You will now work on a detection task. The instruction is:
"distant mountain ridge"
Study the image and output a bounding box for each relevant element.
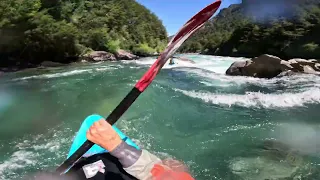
[180,0,320,59]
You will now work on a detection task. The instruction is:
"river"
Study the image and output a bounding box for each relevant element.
[1,55,320,179]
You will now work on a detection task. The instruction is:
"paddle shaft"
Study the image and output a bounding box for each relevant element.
[56,88,141,173]
[56,0,221,174]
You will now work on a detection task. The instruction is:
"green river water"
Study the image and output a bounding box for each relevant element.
[1,55,320,180]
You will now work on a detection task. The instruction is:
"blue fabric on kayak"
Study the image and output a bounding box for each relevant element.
[67,114,140,158]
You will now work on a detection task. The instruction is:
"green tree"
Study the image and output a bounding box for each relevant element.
[179,0,320,59]
[0,0,168,68]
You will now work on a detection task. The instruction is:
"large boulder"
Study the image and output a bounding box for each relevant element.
[288,58,320,73]
[115,49,139,60]
[225,60,251,76]
[226,54,320,78]
[82,51,116,62]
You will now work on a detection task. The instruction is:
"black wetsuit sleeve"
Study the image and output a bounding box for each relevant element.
[110,141,142,168]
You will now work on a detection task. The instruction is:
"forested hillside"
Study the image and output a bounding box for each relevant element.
[0,0,167,68]
[180,0,320,59]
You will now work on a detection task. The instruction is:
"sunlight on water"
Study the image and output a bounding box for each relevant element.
[0,55,320,180]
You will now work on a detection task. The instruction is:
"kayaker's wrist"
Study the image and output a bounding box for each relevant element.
[100,135,122,152]
[110,141,142,168]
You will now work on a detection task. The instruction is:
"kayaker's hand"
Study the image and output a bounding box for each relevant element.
[86,119,122,151]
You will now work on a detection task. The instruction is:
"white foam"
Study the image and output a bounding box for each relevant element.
[95,67,117,71]
[129,66,141,69]
[110,64,124,68]
[175,88,320,108]
[0,151,36,178]
[122,57,156,65]
[222,122,275,133]
[14,69,92,80]
[33,141,61,152]
[125,55,318,90]
[181,67,320,89]
[122,55,247,74]
[0,127,75,179]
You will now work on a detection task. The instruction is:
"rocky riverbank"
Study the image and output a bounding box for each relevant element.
[0,49,139,73]
[226,54,320,78]
[80,49,139,62]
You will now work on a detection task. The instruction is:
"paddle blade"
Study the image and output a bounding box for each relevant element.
[135,0,221,92]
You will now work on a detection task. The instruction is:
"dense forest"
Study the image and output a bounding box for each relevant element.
[0,0,167,68]
[180,0,320,60]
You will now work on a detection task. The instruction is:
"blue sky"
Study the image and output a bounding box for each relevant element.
[136,0,242,36]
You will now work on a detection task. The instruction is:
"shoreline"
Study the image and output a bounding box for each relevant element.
[0,49,142,73]
[2,53,319,74]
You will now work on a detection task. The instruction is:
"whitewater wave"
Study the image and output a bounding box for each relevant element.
[13,69,92,81]
[175,88,320,108]
[180,67,320,89]
[222,122,276,134]
[122,55,247,73]
[0,127,73,179]
[95,66,118,71]
[109,64,124,68]
[175,55,244,74]
[33,140,63,153]
[0,151,36,179]
[129,66,141,69]
[12,65,122,81]
[124,54,319,91]
[121,57,155,65]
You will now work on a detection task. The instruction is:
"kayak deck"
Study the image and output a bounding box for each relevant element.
[67,114,140,158]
